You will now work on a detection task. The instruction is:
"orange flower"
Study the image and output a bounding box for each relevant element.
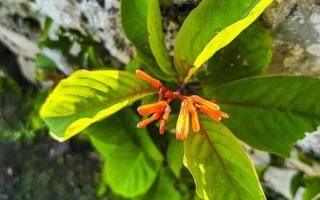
[187,98,200,133]
[176,100,190,140]
[136,70,162,88]
[162,105,171,121]
[159,119,166,135]
[137,101,167,116]
[135,70,229,140]
[198,105,229,121]
[137,112,161,128]
[191,95,220,110]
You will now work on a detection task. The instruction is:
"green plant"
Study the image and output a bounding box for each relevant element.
[0,69,45,141]
[39,0,320,199]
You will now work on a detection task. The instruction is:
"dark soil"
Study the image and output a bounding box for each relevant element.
[0,134,101,200]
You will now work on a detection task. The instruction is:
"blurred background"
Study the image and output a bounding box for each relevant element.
[0,0,320,199]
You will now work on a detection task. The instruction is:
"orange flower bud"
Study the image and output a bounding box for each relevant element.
[217,110,229,119]
[134,72,228,138]
[162,105,171,121]
[137,112,161,128]
[182,113,190,140]
[136,70,162,88]
[137,101,167,116]
[199,105,228,121]
[159,119,166,135]
[187,98,200,133]
[176,100,190,140]
[191,95,220,110]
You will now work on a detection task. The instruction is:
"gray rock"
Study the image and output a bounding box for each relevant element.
[297,128,320,160]
[33,0,133,64]
[265,0,320,76]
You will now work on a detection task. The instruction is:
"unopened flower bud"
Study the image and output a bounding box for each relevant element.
[176,100,190,140]
[137,112,161,128]
[137,101,167,116]
[136,70,162,88]
[191,95,220,110]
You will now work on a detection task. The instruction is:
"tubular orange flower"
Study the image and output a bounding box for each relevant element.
[159,119,166,135]
[182,112,190,140]
[217,110,229,119]
[191,95,220,110]
[199,105,221,121]
[135,70,229,140]
[187,98,200,133]
[136,70,163,88]
[198,105,229,121]
[137,112,161,128]
[176,100,190,140]
[137,101,167,116]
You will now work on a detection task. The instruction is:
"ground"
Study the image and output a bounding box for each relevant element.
[0,133,101,200]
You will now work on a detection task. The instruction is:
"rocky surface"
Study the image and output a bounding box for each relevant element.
[265,0,320,76]
[33,0,133,64]
[2,0,320,76]
[297,128,320,161]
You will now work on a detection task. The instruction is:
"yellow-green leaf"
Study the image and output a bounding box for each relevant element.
[121,0,176,81]
[303,176,320,200]
[184,116,266,200]
[40,70,155,142]
[174,0,272,83]
[148,0,176,76]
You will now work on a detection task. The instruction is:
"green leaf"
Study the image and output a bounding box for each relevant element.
[121,0,163,79]
[174,0,272,83]
[290,172,304,198]
[255,164,268,180]
[303,176,320,200]
[163,113,178,130]
[167,138,184,177]
[298,152,314,166]
[184,116,266,200]
[205,75,320,157]
[148,0,176,76]
[35,54,56,70]
[84,46,106,68]
[121,0,176,81]
[136,168,181,200]
[88,109,163,198]
[126,57,141,73]
[200,22,272,86]
[0,75,32,140]
[40,70,155,142]
[269,154,285,167]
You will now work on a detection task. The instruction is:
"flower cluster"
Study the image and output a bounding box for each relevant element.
[136,70,229,140]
